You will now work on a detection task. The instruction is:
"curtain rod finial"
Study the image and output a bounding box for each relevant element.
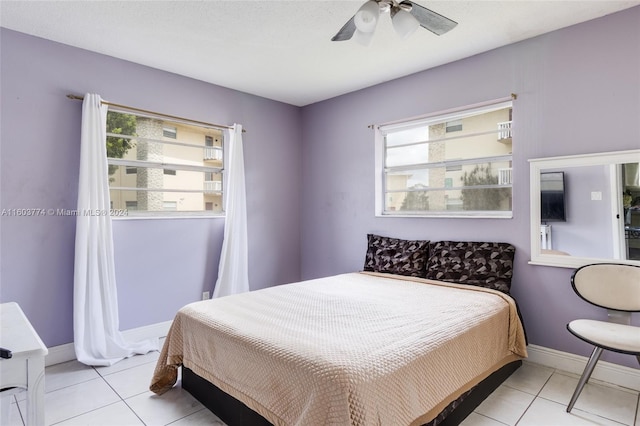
[511,93,518,100]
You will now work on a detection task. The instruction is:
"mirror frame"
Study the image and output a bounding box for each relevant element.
[529,149,640,268]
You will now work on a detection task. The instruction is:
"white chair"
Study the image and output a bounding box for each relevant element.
[566,263,640,413]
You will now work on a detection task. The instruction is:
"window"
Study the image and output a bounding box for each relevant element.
[375,99,513,218]
[106,110,224,216]
[446,119,463,133]
[163,201,177,211]
[162,126,177,139]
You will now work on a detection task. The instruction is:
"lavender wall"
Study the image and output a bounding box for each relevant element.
[0,29,302,347]
[300,7,640,368]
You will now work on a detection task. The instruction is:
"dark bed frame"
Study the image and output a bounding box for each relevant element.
[182,360,522,426]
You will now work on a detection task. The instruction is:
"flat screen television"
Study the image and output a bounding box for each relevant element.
[540,172,566,222]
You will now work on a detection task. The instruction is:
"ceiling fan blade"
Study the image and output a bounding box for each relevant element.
[331,15,357,41]
[408,1,457,36]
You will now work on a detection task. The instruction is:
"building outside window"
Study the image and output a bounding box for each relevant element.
[106,110,224,216]
[375,99,513,218]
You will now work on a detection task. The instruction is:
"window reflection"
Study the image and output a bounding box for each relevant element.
[623,163,640,260]
[530,150,640,268]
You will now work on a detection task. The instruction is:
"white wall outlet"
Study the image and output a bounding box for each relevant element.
[591,191,602,201]
[202,291,210,300]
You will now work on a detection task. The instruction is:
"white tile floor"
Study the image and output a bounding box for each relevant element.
[3,352,639,425]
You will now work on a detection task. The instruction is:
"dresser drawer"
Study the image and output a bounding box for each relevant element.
[0,357,28,390]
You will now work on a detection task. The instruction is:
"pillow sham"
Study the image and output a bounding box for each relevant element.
[363,234,430,277]
[425,241,516,293]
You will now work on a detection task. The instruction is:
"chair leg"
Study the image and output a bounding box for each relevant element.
[567,346,603,413]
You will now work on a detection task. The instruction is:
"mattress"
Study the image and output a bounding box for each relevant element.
[150,272,527,426]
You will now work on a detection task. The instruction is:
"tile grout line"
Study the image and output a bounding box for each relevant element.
[46,366,125,426]
[48,401,123,426]
[469,411,511,425]
[528,369,638,426]
[37,358,159,426]
[12,394,26,426]
[92,365,149,426]
[119,396,149,426]
[512,367,557,425]
[486,364,558,425]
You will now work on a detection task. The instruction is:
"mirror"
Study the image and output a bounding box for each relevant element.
[529,149,640,268]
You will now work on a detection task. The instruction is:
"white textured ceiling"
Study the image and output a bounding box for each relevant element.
[1,1,639,106]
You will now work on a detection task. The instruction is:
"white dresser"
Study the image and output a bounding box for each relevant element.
[0,302,48,425]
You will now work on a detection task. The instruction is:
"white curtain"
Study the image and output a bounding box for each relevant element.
[213,124,250,298]
[74,94,158,366]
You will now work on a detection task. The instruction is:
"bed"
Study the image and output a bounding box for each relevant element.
[150,238,527,426]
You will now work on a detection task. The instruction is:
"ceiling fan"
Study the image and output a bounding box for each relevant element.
[331,0,457,45]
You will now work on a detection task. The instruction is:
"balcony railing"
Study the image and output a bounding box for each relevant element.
[204,180,222,193]
[498,168,513,185]
[204,146,223,161]
[497,121,512,140]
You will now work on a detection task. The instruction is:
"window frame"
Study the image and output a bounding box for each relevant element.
[162,125,177,139]
[374,98,514,219]
[445,119,463,133]
[106,108,226,219]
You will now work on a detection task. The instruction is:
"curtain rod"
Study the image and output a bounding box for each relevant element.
[66,94,245,133]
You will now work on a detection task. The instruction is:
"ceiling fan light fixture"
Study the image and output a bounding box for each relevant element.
[391,7,420,39]
[398,1,413,12]
[331,0,457,44]
[354,0,380,33]
[353,29,375,46]
[378,0,392,13]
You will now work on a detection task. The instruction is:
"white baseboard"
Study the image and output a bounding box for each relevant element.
[45,320,172,367]
[121,320,172,343]
[45,343,76,367]
[526,344,640,392]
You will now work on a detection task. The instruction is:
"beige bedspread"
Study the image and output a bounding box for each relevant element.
[150,272,527,426]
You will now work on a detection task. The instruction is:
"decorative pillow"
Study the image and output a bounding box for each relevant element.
[425,241,516,293]
[363,234,430,277]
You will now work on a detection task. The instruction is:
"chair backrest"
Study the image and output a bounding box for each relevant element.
[571,263,640,312]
